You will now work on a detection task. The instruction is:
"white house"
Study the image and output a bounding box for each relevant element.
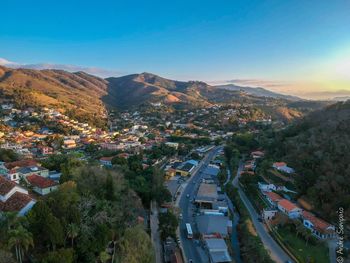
[0,176,35,216]
[273,162,295,174]
[258,182,277,192]
[302,211,337,239]
[277,199,302,219]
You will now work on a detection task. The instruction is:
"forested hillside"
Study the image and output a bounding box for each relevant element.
[268,100,350,221]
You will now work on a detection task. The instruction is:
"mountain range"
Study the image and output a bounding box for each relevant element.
[0,66,329,124]
[215,84,301,101]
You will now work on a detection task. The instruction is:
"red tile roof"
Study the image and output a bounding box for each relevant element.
[278,199,301,212]
[5,159,38,170]
[264,192,283,202]
[0,192,33,212]
[302,211,334,233]
[0,176,16,196]
[26,174,57,189]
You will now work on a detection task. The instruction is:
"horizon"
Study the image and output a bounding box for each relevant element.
[1,0,350,99]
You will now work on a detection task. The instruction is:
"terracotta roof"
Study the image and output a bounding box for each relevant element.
[0,192,33,212]
[5,159,38,170]
[273,162,287,167]
[0,176,16,196]
[264,192,283,202]
[26,174,57,189]
[302,211,334,233]
[278,199,301,212]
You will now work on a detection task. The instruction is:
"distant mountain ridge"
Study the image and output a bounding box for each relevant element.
[0,66,327,125]
[215,84,301,101]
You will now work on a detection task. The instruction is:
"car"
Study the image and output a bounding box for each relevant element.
[179,213,183,219]
[186,194,190,198]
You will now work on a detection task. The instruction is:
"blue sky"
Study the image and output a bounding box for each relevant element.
[1,0,350,94]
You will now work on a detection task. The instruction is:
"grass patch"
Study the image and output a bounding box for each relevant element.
[274,225,329,263]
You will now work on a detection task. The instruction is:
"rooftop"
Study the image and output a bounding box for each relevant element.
[0,192,33,212]
[0,176,16,196]
[197,183,218,200]
[27,174,58,189]
[278,199,300,212]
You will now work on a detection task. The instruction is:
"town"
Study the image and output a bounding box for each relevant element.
[0,98,345,263]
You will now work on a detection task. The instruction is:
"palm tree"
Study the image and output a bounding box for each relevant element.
[7,225,33,263]
[66,223,79,247]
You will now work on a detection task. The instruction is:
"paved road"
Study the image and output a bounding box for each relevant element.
[177,146,222,263]
[233,161,293,263]
[150,200,163,263]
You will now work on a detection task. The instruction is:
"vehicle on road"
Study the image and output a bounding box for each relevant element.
[179,213,183,220]
[186,194,190,198]
[185,223,193,239]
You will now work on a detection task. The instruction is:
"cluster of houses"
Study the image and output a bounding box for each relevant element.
[259,183,336,240]
[0,159,60,215]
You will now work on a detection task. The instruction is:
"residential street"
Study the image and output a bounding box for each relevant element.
[233,161,293,263]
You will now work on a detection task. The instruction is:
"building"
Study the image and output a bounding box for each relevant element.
[0,176,35,216]
[175,162,196,177]
[26,174,59,195]
[195,183,218,209]
[262,209,278,220]
[204,238,232,263]
[165,142,179,150]
[197,215,229,237]
[251,150,265,159]
[100,157,114,167]
[17,166,50,179]
[277,199,302,219]
[272,162,295,174]
[263,191,283,207]
[301,211,336,239]
[258,182,277,192]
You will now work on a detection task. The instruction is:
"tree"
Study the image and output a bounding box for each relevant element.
[7,225,33,263]
[159,211,179,240]
[66,223,79,248]
[105,173,116,201]
[120,225,155,263]
[41,248,75,263]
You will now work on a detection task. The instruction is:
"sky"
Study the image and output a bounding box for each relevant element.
[1,0,350,98]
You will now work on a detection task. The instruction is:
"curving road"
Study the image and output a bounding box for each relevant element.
[233,160,293,263]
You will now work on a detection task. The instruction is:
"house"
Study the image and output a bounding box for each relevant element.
[37,145,53,155]
[272,162,295,174]
[165,142,179,150]
[100,157,113,166]
[251,150,265,159]
[63,139,76,149]
[258,182,277,192]
[0,176,35,216]
[263,191,283,207]
[301,211,336,239]
[204,238,232,263]
[26,174,59,195]
[17,166,49,179]
[277,199,302,219]
[262,209,278,221]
